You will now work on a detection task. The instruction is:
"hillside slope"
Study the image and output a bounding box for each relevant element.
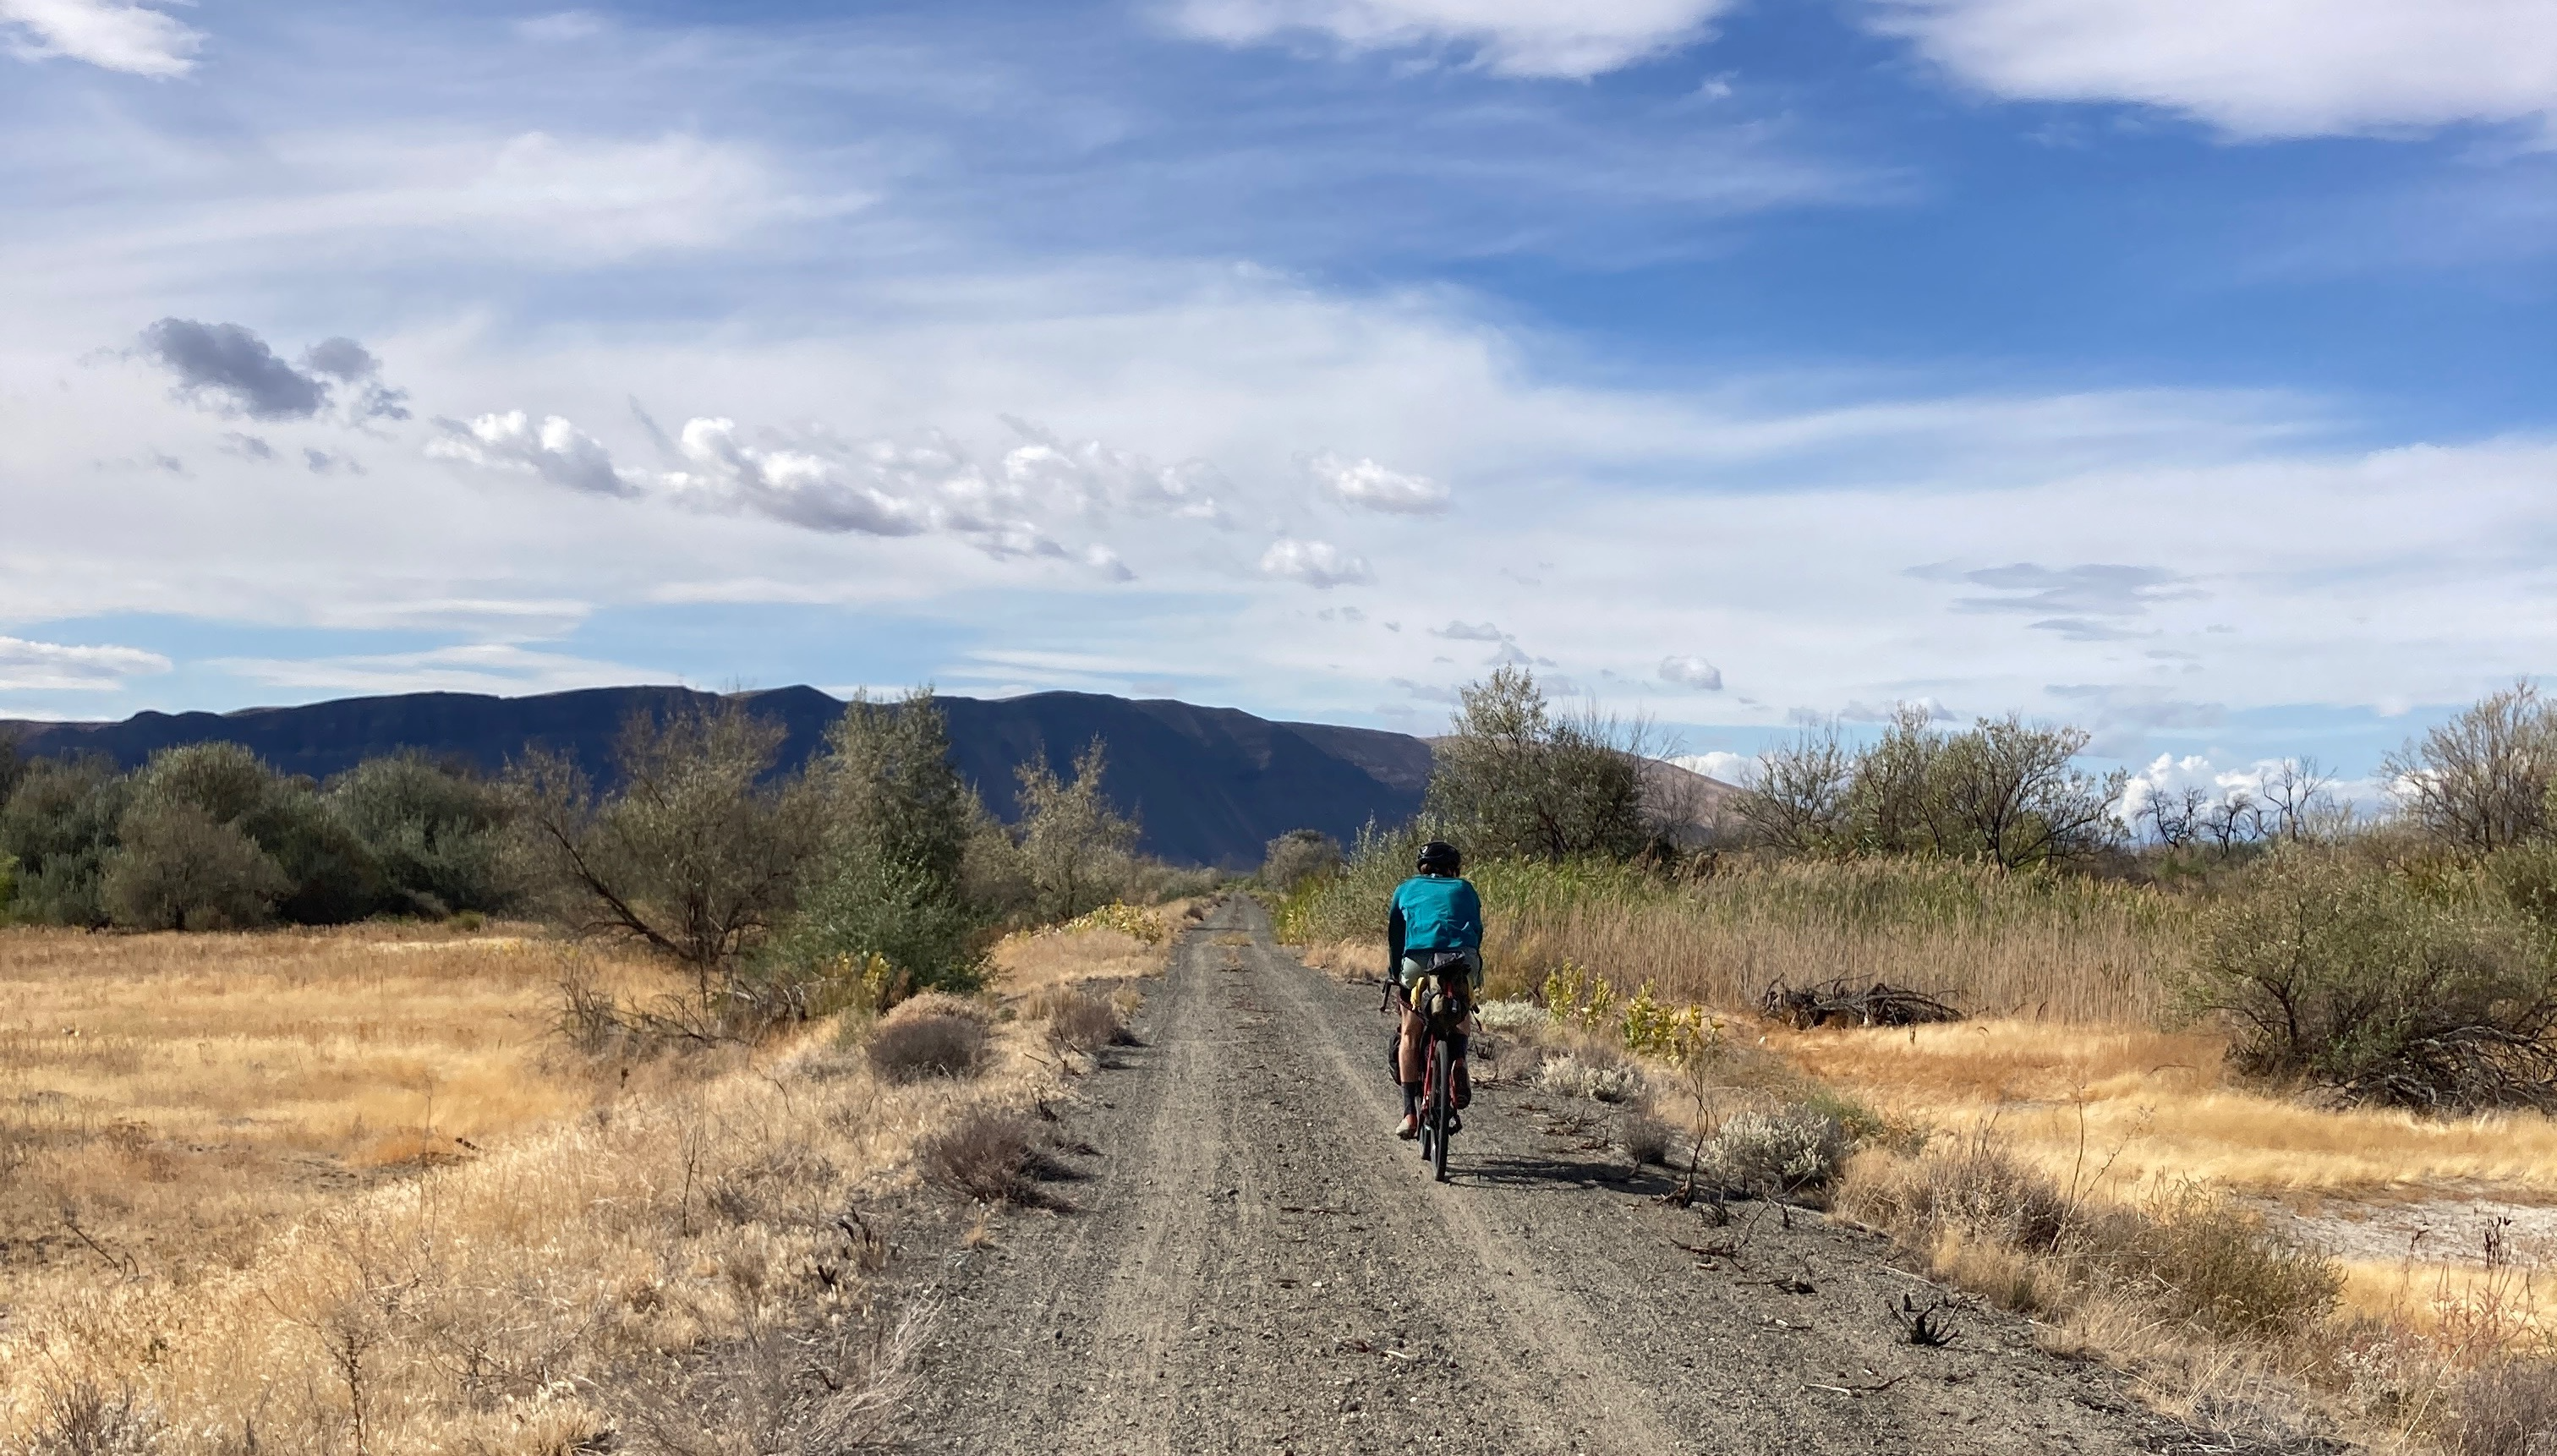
[3,687,1430,868]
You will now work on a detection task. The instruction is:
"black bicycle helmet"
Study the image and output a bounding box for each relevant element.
[1416,840,1461,875]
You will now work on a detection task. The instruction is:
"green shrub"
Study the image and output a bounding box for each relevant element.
[2179,848,2557,1108]
[2136,1185,2342,1340]
[327,753,518,917]
[775,691,986,993]
[245,780,381,924]
[0,756,130,927]
[122,742,382,928]
[1261,829,1342,894]
[100,800,290,930]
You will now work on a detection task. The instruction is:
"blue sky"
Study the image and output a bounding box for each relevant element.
[2,0,2553,806]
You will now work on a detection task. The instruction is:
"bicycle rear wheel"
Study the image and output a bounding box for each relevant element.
[1430,1036,1452,1182]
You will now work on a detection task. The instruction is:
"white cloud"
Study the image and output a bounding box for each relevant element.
[1082,544,1136,581]
[1660,654,1722,690]
[1432,621,1503,641]
[14,132,846,284]
[429,410,641,498]
[0,634,172,690]
[210,643,677,696]
[1260,538,1373,588]
[1170,0,1731,79]
[667,418,936,538]
[1311,452,1449,514]
[1670,750,1750,785]
[1,0,199,76]
[1869,0,2557,138]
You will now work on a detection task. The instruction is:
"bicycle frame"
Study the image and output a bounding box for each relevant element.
[1410,965,1470,1181]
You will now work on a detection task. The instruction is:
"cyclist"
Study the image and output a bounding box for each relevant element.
[1386,839,1483,1140]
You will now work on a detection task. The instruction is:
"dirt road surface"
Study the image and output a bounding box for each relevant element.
[897,899,2197,1455]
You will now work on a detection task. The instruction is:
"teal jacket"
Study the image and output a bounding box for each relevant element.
[1387,873,1482,966]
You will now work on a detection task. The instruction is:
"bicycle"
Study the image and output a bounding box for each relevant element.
[1405,953,1472,1182]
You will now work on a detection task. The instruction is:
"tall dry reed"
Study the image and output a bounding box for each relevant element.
[1287,851,2182,1023]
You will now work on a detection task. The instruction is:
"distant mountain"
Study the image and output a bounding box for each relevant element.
[1,687,1432,869]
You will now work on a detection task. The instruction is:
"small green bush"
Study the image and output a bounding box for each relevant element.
[1260,829,1341,894]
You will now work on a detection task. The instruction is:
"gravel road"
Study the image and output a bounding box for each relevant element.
[895,897,2195,1455]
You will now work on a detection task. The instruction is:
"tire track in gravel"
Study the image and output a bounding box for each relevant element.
[895,897,2189,1456]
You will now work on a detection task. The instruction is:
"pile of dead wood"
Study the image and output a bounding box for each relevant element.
[1760,977,1961,1030]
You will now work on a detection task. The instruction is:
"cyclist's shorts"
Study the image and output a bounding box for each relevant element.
[1398,949,1482,990]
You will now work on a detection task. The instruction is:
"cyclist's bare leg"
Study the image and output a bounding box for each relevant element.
[1394,993,1424,1136]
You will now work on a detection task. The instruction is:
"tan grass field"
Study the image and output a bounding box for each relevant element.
[0,911,1184,1453]
[1777,1019,2557,1323]
[0,922,676,1300]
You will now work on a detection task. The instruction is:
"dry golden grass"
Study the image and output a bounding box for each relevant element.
[1291,938,1377,983]
[0,922,677,1299]
[1778,1019,2557,1206]
[1785,1015,2557,1365]
[1491,892,2175,1023]
[987,896,1205,1026]
[0,908,1195,1453]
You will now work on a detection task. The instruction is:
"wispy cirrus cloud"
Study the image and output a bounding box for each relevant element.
[0,633,172,691]
[1909,561,2200,641]
[209,643,677,696]
[1168,0,1731,79]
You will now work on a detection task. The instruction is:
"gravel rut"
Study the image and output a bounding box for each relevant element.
[897,898,2187,1455]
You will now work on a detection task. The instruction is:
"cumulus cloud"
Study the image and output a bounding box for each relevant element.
[1169,0,1732,79]
[136,319,408,424]
[2120,753,2371,833]
[1867,0,2557,138]
[1310,452,1449,514]
[1840,697,1955,722]
[1659,654,1722,690]
[667,418,934,537]
[0,633,172,691]
[1000,419,1227,523]
[304,337,411,420]
[1432,621,1504,641]
[140,319,331,420]
[1670,750,1751,785]
[1260,538,1372,588]
[430,411,643,498]
[1082,544,1136,582]
[1,0,200,76]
